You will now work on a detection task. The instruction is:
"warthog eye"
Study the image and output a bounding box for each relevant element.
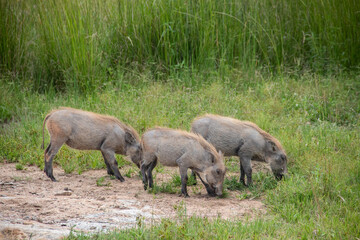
[216,169,221,175]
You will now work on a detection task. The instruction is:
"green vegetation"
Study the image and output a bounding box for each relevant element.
[1,0,359,92]
[148,173,198,195]
[124,167,137,178]
[1,73,359,239]
[96,176,112,187]
[1,0,359,238]
[15,163,24,171]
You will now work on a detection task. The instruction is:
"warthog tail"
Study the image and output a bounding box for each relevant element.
[41,113,52,149]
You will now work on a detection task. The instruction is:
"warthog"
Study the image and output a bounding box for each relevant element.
[42,107,141,182]
[191,114,287,186]
[140,127,226,197]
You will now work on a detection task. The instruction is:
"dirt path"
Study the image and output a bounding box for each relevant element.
[0,163,265,239]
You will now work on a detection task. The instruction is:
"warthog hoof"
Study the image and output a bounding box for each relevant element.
[240,179,246,186]
[44,169,57,182]
[179,193,189,198]
[116,176,125,182]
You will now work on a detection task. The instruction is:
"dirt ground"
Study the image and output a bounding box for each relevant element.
[0,163,266,240]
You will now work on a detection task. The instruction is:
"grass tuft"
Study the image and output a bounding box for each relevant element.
[1,0,360,91]
[96,176,111,187]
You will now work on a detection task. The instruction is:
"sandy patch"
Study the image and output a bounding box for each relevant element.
[0,163,265,239]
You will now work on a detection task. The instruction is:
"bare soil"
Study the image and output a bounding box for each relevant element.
[0,163,265,240]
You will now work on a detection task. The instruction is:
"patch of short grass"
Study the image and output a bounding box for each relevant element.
[124,167,137,178]
[148,173,199,196]
[148,180,179,195]
[96,176,111,187]
[15,163,24,171]
[12,176,32,182]
[171,174,197,187]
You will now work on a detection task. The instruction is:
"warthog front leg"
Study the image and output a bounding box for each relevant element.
[141,153,157,190]
[147,159,157,189]
[101,150,125,182]
[240,161,245,185]
[101,153,114,176]
[175,153,191,197]
[140,163,148,190]
[194,172,216,196]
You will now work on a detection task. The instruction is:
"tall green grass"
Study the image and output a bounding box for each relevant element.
[1,0,359,91]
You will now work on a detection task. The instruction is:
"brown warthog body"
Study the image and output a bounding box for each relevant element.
[141,127,226,197]
[42,107,141,182]
[191,114,287,186]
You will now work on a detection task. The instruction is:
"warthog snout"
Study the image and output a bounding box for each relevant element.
[275,173,284,180]
[204,167,225,197]
[205,184,223,196]
[274,165,288,181]
[215,186,223,196]
[205,184,222,196]
[270,153,288,181]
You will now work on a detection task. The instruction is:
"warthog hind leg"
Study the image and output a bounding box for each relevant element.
[176,153,191,197]
[44,138,66,182]
[239,156,252,186]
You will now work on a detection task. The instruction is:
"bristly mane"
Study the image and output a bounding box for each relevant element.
[56,107,140,141]
[146,127,222,164]
[198,114,285,152]
[241,121,285,152]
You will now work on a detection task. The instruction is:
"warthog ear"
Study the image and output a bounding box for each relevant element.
[267,140,277,152]
[125,132,136,145]
[218,150,223,157]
